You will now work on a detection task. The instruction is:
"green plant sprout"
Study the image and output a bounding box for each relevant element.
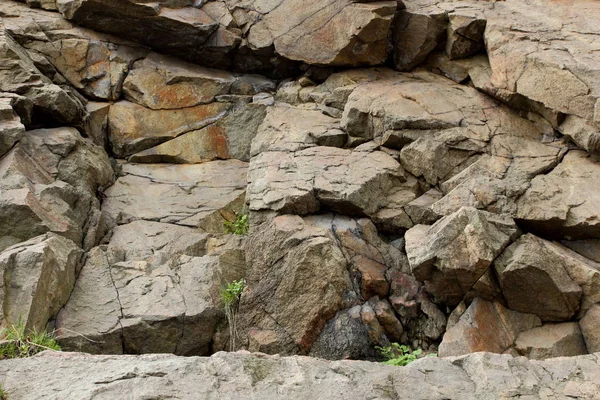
[375,343,422,366]
[0,320,60,360]
[220,278,246,351]
[224,213,249,235]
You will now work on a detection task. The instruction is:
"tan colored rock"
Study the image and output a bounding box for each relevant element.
[4,350,600,399]
[0,128,113,251]
[247,146,405,216]
[2,1,148,101]
[102,161,247,232]
[517,151,600,239]
[123,53,237,109]
[494,234,583,321]
[0,234,83,333]
[107,100,229,157]
[0,98,24,158]
[438,298,541,357]
[57,223,244,355]
[559,115,600,155]
[579,304,600,353]
[239,215,353,355]
[391,5,447,71]
[0,19,84,127]
[245,0,397,66]
[515,323,588,360]
[405,207,519,306]
[445,13,486,60]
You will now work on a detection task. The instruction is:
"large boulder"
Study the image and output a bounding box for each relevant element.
[56,222,245,355]
[102,161,247,232]
[515,323,588,360]
[241,0,398,66]
[0,233,83,332]
[405,207,519,306]
[438,298,541,357]
[247,145,405,217]
[517,151,600,239]
[494,234,584,321]
[579,304,600,353]
[107,100,230,158]
[0,19,84,127]
[0,128,113,252]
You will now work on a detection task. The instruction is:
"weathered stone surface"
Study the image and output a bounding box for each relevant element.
[102,161,247,232]
[243,0,397,66]
[56,222,245,355]
[0,233,82,333]
[439,298,541,357]
[3,351,600,399]
[517,151,600,239]
[405,207,519,306]
[445,13,485,60]
[108,100,230,158]
[391,5,447,71]
[515,323,588,360]
[559,115,600,156]
[238,214,415,357]
[2,0,148,101]
[123,53,237,109]
[130,101,267,163]
[250,106,344,156]
[0,98,24,157]
[248,145,405,217]
[494,234,583,321]
[580,304,600,353]
[239,215,353,355]
[0,127,113,252]
[0,19,84,127]
[57,0,233,68]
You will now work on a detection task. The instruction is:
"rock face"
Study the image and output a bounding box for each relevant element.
[2,0,600,388]
[2,351,600,399]
[405,207,519,306]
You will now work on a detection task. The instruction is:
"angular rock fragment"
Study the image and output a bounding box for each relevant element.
[517,151,600,239]
[0,21,84,127]
[244,0,398,66]
[392,5,447,71]
[108,100,230,158]
[438,298,541,357]
[248,146,404,217]
[515,323,587,360]
[494,234,583,321]
[102,161,247,232]
[0,234,83,333]
[445,13,486,60]
[579,304,600,353]
[0,98,24,158]
[56,223,244,355]
[0,128,113,251]
[405,207,519,306]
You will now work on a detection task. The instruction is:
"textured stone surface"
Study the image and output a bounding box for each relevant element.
[56,221,245,355]
[247,146,405,217]
[515,323,588,360]
[439,298,541,357]
[494,234,584,321]
[0,233,82,332]
[0,127,113,252]
[580,304,600,353]
[102,161,247,232]
[405,207,519,306]
[517,151,600,239]
[3,351,600,399]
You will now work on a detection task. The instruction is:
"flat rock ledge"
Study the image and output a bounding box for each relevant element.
[1,351,599,399]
